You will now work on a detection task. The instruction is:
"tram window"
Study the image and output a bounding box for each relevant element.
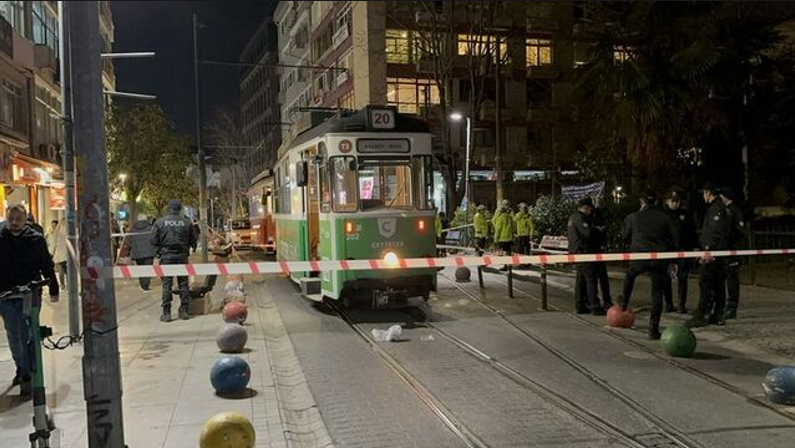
[319,161,331,213]
[331,156,358,212]
[358,159,412,211]
[413,156,434,209]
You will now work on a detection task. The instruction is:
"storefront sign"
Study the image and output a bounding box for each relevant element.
[50,183,66,210]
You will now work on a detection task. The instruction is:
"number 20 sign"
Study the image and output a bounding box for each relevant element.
[369,108,395,129]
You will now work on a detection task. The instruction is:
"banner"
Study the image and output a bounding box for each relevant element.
[50,183,66,210]
[561,182,605,206]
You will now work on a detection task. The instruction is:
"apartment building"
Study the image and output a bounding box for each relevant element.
[0,1,115,223]
[240,20,281,177]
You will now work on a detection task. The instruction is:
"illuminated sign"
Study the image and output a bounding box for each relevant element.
[357,139,410,153]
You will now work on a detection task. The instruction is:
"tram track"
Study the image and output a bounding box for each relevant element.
[436,272,705,448]
[477,268,795,425]
[329,290,692,448]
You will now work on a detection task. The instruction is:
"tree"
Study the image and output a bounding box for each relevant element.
[572,2,795,199]
[206,109,255,219]
[106,104,196,219]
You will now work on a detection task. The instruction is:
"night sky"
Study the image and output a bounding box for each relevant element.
[111,1,276,140]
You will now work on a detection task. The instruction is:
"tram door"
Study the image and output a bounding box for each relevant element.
[305,147,320,270]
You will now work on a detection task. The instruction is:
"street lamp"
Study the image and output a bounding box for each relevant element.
[118,173,127,182]
[450,112,472,211]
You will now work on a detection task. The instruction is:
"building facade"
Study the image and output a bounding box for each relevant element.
[0,1,114,224]
[239,20,281,178]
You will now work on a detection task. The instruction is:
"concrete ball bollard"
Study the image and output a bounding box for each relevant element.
[199,411,255,448]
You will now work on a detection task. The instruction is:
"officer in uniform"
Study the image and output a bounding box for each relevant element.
[662,188,698,313]
[720,187,746,319]
[687,183,731,328]
[568,197,604,315]
[473,205,489,255]
[152,200,197,322]
[591,202,613,308]
[618,190,679,339]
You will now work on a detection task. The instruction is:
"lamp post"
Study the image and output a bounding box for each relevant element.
[450,112,472,211]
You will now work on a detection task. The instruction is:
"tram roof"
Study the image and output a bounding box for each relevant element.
[280,107,431,158]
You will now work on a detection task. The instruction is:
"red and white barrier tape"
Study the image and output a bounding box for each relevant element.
[84,248,794,280]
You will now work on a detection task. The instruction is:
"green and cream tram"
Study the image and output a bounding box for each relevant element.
[274,106,437,307]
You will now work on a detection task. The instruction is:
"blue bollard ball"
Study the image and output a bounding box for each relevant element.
[762,366,795,405]
[210,356,251,396]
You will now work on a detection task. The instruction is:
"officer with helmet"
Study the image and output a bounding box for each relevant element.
[152,200,197,322]
[513,202,534,256]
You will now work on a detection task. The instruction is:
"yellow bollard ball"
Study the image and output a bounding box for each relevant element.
[199,411,255,448]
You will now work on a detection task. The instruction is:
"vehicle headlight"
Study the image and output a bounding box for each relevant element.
[383,251,399,267]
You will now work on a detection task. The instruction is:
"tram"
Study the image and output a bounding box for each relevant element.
[247,170,277,254]
[274,106,437,307]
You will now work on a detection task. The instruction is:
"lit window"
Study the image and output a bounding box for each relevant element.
[386,29,411,64]
[458,34,507,60]
[386,77,440,115]
[613,46,634,63]
[526,38,553,67]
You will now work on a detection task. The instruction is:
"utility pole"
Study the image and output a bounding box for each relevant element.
[194,13,209,262]
[69,3,126,447]
[494,36,504,204]
[58,0,79,338]
[230,163,236,221]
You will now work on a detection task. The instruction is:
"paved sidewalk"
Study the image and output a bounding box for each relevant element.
[0,277,288,448]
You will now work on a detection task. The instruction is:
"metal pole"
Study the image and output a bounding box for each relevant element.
[194,14,209,262]
[464,117,471,208]
[541,264,548,310]
[507,265,513,298]
[477,266,484,289]
[100,52,156,59]
[494,37,504,204]
[230,164,236,220]
[70,2,126,446]
[58,1,80,338]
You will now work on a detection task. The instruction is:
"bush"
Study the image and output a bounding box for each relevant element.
[530,195,574,240]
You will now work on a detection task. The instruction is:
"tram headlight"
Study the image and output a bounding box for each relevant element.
[345,221,355,234]
[383,251,399,267]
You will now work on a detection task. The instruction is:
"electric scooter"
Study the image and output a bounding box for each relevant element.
[0,279,58,447]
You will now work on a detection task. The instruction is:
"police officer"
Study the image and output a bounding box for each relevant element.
[720,187,745,320]
[513,202,533,256]
[662,188,698,314]
[152,200,197,322]
[568,197,604,315]
[436,211,448,257]
[591,202,613,308]
[687,183,731,328]
[473,205,489,255]
[618,190,679,340]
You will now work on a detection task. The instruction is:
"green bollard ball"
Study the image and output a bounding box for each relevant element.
[660,325,697,358]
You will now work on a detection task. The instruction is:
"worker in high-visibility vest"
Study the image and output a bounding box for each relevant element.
[473,205,489,255]
[513,202,534,255]
[436,211,448,257]
[492,200,514,270]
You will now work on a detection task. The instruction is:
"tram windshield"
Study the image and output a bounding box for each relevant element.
[358,158,412,211]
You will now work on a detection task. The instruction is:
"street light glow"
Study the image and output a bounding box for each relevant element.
[450,112,463,121]
[118,173,128,181]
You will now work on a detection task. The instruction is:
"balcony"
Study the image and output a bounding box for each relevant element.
[527,17,559,32]
[527,107,559,122]
[332,25,349,49]
[527,64,559,78]
[34,45,56,71]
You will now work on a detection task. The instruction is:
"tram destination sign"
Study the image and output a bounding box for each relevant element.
[357,139,410,153]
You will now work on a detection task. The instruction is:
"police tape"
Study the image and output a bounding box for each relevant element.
[84,248,794,280]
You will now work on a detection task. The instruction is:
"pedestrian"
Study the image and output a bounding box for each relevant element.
[720,187,746,320]
[45,220,68,295]
[493,200,514,270]
[513,202,533,256]
[568,197,604,315]
[436,211,448,257]
[27,214,44,235]
[473,205,489,255]
[0,204,59,395]
[152,200,197,322]
[590,202,613,308]
[129,214,157,293]
[687,183,731,328]
[110,217,121,263]
[192,219,201,251]
[618,190,679,340]
[662,188,698,314]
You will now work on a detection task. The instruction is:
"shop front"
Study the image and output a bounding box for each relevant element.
[0,152,63,224]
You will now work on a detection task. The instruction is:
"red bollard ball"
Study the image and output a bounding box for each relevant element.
[222,301,248,325]
[606,305,635,328]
